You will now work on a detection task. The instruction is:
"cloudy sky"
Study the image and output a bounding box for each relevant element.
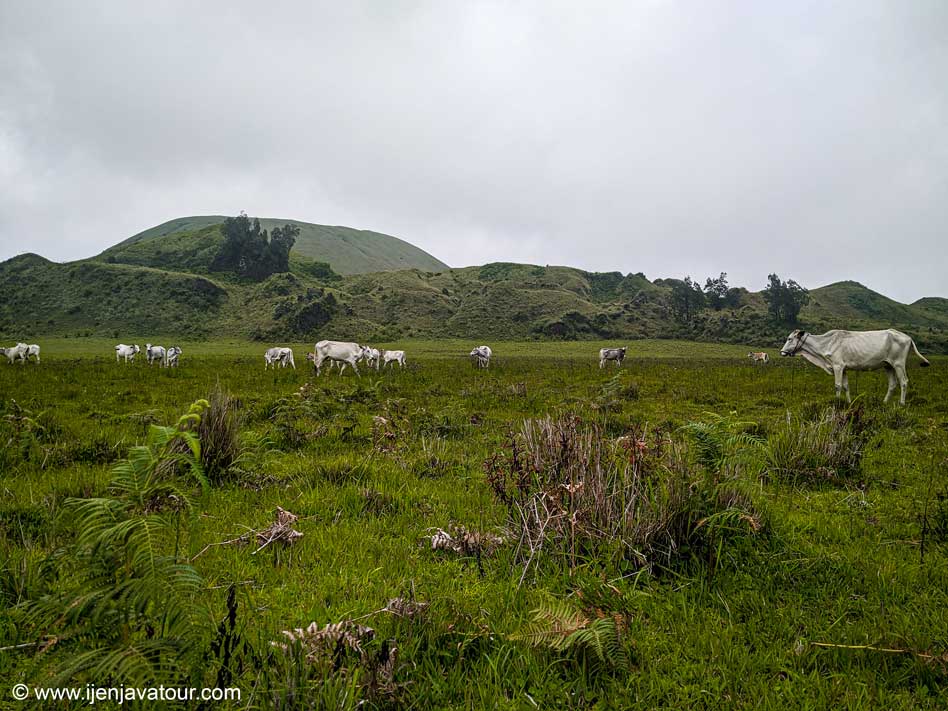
[1,1,945,301]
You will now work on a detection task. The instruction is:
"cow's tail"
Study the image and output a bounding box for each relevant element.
[911,339,931,367]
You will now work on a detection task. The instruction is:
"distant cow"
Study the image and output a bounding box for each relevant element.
[382,349,406,368]
[265,347,296,369]
[780,328,930,405]
[1,343,35,364]
[747,351,769,364]
[599,347,627,368]
[312,340,369,375]
[115,344,141,363]
[362,346,382,370]
[146,344,167,366]
[470,345,492,369]
[166,346,182,367]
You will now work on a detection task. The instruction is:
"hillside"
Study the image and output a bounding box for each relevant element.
[2,244,947,351]
[101,216,449,275]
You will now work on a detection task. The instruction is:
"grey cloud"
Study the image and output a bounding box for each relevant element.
[1,0,945,301]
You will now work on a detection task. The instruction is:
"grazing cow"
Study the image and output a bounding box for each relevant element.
[747,351,769,364]
[780,328,930,405]
[1,343,30,364]
[382,349,406,368]
[115,344,141,363]
[312,340,369,375]
[470,345,492,369]
[166,346,182,367]
[264,347,296,369]
[145,344,167,366]
[24,344,40,363]
[599,347,627,369]
[362,347,382,370]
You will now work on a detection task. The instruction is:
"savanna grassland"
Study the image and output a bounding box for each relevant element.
[1,339,946,709]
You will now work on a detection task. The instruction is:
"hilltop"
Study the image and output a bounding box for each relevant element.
[100,215,449,275]
[1,221,946,351]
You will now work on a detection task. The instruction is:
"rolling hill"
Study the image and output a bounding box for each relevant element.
[101,216,449,275]
[1,220,946,352]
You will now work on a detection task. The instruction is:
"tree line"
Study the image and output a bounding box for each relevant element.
[670,272,809,324]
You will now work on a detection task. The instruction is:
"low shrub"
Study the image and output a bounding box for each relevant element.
[764,402,880,484]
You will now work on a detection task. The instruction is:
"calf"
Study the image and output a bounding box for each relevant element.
[470,345,492,369]
[265,347,296,369]
[166,346,182,367]
[747,351,769,364]
[599,347,627,368]
[382,349,406,368]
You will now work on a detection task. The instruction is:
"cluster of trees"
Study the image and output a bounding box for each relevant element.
[210,213,299,281]
[762,273,809,323]
[669,272,742,323]
[670,271,809,325]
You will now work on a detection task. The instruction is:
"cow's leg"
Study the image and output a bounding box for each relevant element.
[894,364,909,405]
[833,366,846,401]
[351,359,360,376]
[841,372,851,403]
[883,365,897,403]
[599,358,604,369]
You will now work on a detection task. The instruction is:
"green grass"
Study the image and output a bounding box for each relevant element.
[0,340,946,709]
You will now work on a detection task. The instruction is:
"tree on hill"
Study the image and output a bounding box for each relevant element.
[210,213,299,281]
[762,273,809,323]
[670,276,705,323]
[702,272,742,310]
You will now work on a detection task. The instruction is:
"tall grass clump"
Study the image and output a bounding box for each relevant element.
[764,402,880,484]
[485,415,762,579]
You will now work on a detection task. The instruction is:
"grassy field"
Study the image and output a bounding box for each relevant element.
[1,339,946,709]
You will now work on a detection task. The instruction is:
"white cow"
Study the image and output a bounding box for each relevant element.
[146,344,167,366]
[265,347,296,369]
[362,346,382,370]
[599,347,627,368]
[23,344,40,363]
[312,340,369,375]
[166,346,182,367]
[470,345,492,369]
[747,351,769,364]
[115,344,141,363]
[382,349,406,368]
[1,343,33,364]
[780,328,930,405]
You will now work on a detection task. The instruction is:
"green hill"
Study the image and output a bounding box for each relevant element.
[2,228,947,352]
[102,216,449,275]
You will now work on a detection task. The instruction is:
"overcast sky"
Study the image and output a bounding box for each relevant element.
[1,1,945,301]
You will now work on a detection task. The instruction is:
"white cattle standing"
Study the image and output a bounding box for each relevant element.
[382,349,406,368]
[166,346,182,367]
[312,340,369,375]
[115,344,141,363]
[780,328,930,405]
[146,344,167,366]
[599,347,627,368]
[747,351,769,364]
[470,345,492,369]
[24,344,40,363]
[264,347,296,369]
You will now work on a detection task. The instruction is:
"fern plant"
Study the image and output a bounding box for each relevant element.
[513,596,629,671]
[28,400,213,686]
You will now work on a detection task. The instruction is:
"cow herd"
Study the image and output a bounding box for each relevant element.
[0,328,933,406]
[114,343,182,367]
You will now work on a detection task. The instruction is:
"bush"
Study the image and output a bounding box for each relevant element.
[764,403,879,484]
[484,416,762,578]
